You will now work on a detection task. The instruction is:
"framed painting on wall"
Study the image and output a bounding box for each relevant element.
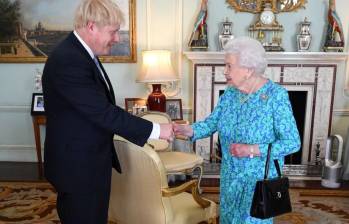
[0,0,136,63]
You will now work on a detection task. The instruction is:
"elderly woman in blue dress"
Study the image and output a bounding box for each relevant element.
[173,37,300,224]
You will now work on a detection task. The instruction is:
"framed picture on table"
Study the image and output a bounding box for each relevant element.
[124,98,147,115]
[165,99,183,120]
[31,93,45,115]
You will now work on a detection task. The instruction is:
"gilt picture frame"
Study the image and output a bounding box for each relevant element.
[0,0,136,63]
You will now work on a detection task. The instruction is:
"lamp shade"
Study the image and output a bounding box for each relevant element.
[137,50,178,83]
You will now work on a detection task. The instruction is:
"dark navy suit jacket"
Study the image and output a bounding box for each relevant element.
[42,32,152,193]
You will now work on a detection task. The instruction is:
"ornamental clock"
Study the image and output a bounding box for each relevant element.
[248,2,284,51]
[260,4,275,25]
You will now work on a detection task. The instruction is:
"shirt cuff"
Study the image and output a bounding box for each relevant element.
[149,123,160,139]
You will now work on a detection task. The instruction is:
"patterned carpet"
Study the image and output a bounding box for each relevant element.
[202,187,349,224]
[0,182,116,224]
[0,182,58,224]
[0,182,348,224]
[275,189,349,224]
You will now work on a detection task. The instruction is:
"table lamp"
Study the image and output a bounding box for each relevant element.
[136,50,178,112]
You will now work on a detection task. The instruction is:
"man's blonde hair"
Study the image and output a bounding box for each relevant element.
[74,0,124,29]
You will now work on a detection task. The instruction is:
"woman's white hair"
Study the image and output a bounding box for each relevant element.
[224,37,267,75]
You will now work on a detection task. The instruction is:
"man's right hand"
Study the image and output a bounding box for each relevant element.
[159,123,174,142]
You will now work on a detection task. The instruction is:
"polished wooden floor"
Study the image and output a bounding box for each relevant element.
[1,162,348,191]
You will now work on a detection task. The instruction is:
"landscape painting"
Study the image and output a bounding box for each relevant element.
[0,0,136,63]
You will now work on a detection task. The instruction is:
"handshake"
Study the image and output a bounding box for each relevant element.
[159,122,193,142]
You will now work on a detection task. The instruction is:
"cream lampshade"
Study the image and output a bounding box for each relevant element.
[136,50,178,112]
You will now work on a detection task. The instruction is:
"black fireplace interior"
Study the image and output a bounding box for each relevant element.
[214,90,307,164]
[285,91,307,164]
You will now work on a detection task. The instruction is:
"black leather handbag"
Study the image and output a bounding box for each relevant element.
[250,144,292,219]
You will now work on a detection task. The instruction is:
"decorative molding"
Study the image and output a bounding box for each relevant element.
[0,145,40,162]
[182,107,192,115]
[0,106,30,112]
[333,109,349,116]
[146,0,151,49]
[174,0,183,97]
[162,82,180,97]
[184,52,349,64]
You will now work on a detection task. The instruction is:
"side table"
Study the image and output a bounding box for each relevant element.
[32,115,46,177]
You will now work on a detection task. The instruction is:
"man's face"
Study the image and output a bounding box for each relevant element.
[90,23,120,56]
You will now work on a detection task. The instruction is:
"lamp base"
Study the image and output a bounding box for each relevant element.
[147,84,166,112]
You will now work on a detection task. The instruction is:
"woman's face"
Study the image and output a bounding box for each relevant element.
[224,54,251,88]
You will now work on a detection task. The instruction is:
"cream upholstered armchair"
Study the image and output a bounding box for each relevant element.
[108,138,217,224]
[139,111,204,189]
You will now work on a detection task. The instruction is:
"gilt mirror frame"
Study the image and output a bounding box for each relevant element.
[226,0,307,13]
[0,0,136,63]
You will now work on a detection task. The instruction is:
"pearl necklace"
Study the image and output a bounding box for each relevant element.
[239,93,253,104]
[239,77,258,104]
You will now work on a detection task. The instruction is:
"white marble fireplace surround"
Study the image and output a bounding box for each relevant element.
[184,52,349,176]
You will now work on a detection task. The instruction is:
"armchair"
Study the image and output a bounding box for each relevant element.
[108,138,217,224]
[139,111,204,190]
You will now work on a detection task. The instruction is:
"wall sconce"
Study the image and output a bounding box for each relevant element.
[136,50,178,112]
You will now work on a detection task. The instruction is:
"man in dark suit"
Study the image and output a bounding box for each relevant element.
[42,0,173,223]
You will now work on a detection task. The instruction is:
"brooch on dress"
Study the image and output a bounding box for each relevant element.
[260,94,268,101]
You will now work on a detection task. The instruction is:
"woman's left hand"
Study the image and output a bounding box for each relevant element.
[230,143,259,158]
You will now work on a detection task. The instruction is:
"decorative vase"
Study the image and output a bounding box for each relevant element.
[218,18,234,51]
[323,0,344,52]
[297,17,312,52]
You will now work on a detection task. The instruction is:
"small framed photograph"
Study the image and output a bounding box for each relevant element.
[165,99,183,120]
[31,93,45,115]
[124,98,147,115]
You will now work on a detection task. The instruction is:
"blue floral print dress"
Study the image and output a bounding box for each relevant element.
[192,80,300,224]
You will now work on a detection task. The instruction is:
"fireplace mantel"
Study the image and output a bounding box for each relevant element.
[184,51,349,177]
[184,51,349,64]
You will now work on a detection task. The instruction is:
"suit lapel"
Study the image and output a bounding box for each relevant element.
[68,32,116,105]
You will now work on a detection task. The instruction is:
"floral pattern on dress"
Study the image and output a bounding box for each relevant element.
[192,80,300,224]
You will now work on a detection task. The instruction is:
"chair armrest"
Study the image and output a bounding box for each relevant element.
[161,180,211,208]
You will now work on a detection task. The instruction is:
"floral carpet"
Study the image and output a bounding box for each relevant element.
[0,182,58,224]
[0,182,116,224]
[202,187,349,224]
[275,189,349,224]
[0,182,348,224]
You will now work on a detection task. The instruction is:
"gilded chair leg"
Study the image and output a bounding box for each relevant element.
[208,217,217,224]
[194,165,203,194]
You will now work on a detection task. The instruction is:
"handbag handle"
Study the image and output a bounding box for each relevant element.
[264,144,282,180]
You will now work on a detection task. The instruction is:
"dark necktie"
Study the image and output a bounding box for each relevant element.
[93,57,116,105]
[93,57,110,90]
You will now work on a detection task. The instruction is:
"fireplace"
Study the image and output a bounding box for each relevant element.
[215,90,307,165]
[184,52,347,177]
